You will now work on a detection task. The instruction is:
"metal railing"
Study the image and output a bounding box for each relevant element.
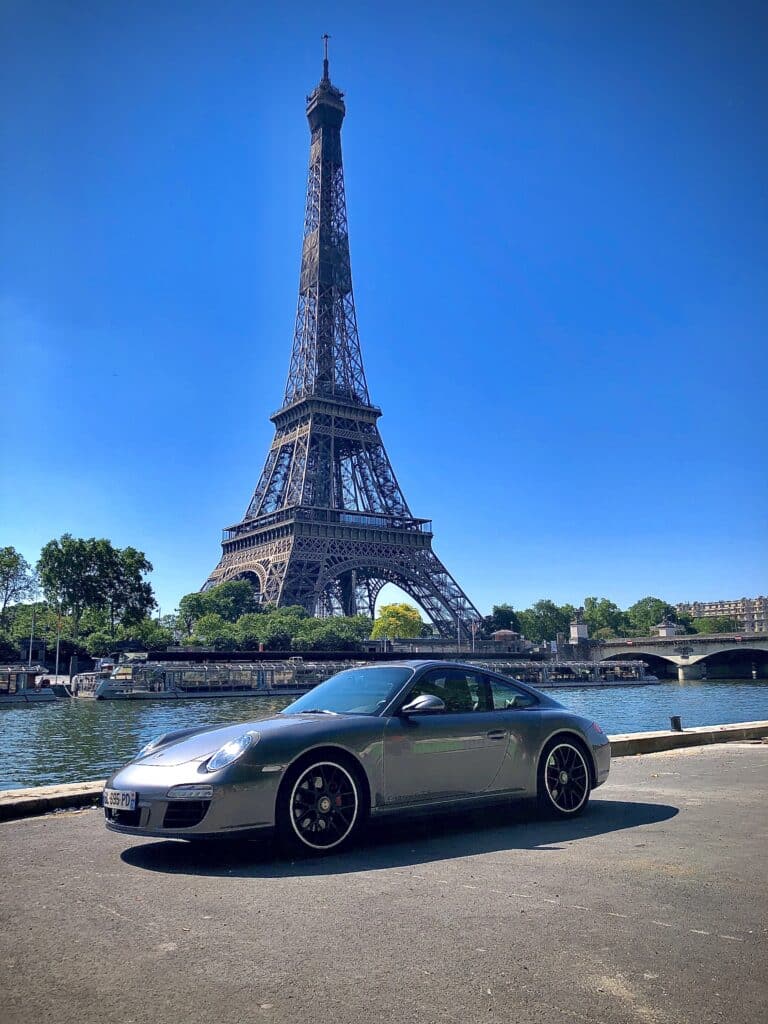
[224,507,431,541]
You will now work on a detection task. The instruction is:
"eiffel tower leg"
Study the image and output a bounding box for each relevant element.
[338,569,358,616]
[392,549,480,641]
[204,537,296,608]
[279,551,325,615]
[315,545,480,640]
[357,578,384,619]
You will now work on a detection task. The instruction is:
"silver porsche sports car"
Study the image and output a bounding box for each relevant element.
[103,660,610,855]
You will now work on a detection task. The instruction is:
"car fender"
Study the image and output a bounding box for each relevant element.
[274,731,385,809]
[536,722,598,785]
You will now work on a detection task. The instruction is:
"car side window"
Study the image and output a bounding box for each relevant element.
[488,676,538,711]
[405,670,491,713]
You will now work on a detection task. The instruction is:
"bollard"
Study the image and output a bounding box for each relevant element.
[670,715,683,732]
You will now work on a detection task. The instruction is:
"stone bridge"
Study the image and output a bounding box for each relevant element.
[597,633,768,681]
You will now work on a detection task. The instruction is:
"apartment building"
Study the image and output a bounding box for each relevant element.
[676,596,768,634]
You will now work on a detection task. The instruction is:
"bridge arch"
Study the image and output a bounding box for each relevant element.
[601,651,678,678]
[693,647,768,679]
[601,645,768,680]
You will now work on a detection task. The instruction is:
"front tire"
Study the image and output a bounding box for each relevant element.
[277,758,364,856]
[537,739,592,817]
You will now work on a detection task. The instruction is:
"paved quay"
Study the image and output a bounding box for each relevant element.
[1,743,766,1024]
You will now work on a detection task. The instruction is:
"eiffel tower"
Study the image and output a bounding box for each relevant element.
[205,45,481,638]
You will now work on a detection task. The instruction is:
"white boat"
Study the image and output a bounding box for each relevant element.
[0,664,58,706]
[75,658,317,700]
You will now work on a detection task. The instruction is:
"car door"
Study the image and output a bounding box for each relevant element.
[483,673,543,793]
[382,668,510,805]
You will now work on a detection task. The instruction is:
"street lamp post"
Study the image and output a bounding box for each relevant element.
[27,603,36,669]
[54,605,62,681]
[469,619,479,653]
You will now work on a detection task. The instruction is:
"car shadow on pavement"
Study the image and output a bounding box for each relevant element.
[120,797,679,877]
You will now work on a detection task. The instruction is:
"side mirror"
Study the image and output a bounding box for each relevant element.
[400,693,446,716]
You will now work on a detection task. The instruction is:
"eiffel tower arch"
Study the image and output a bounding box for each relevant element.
[205,48,481,639]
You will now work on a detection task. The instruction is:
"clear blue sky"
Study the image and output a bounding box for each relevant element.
[1,1,766,617]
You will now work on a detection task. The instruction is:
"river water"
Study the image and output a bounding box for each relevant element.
[1,679,766,790]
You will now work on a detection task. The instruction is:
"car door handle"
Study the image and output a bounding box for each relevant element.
[486,730,507,740]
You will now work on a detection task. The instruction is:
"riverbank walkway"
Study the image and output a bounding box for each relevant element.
[1,742,766,1024]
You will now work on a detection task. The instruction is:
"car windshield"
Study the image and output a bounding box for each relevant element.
[281,666,414,716]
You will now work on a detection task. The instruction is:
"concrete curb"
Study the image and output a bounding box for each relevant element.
[1,721,767,822]
[0,780,106,822]
[607,720,768,756]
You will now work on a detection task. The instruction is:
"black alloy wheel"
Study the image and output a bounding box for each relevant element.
[538,741,591,816]
[279,759,361,855]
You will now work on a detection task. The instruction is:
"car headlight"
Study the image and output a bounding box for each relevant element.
[206,732,259,772]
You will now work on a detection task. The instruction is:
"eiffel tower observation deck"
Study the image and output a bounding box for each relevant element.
[205,44,481,637]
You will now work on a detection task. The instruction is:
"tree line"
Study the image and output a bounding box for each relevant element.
[0,540,426,659]
[150,590,739,650]
[176,588,425,651]
[483,597,739,642]
[0,538,162,661]
[0,537,739,662]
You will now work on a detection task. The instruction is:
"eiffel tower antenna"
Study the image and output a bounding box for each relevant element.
[322,33,330,81]
[204,51,481,637]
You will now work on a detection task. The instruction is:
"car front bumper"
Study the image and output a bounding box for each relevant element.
[102,760,283,840]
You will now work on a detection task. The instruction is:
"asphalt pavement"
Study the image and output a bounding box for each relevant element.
[1,742,766,1024]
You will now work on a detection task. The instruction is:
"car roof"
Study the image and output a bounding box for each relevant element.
[365,659,489,670]
[355,660,559,707]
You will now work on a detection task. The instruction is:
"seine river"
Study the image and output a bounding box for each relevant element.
[1,679,767,790]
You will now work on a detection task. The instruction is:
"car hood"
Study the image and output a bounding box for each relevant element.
[137,713,324,766]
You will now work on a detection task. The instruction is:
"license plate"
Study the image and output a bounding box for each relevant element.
[103,788,137,811]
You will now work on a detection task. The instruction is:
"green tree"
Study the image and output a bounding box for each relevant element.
[178,592,207,635]
[98,543,155,637]
[582,597,626,638]
[37,535,155,640]
[371,603,423,640]
[593,626,621,641]
[235,613,267,647]
[85,616,174,657]
[691,615,739,634]
[674,612,696,635]
[157,613,180,640]
[625,597,677,637]
[292,614,372,651]
[203,580,260,623]
[120,616,173,650]
[3,600,58,647]
[83,628,116,657]
[37,535,102,638]
[260,619,293,651]
[0,547,36,625]
[517,600,575,643]
[482,603,521,634]
[178,580,262,635]
[192,613,235,646]
[345,614,374,641]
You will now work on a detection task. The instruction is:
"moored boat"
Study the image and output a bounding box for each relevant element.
[0,664,58,706]
[76,658,320,700]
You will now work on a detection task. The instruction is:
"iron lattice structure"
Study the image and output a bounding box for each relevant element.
[205,54,481,637]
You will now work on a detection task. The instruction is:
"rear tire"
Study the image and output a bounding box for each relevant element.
[276,756,366,857]
[537,738,592,817]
